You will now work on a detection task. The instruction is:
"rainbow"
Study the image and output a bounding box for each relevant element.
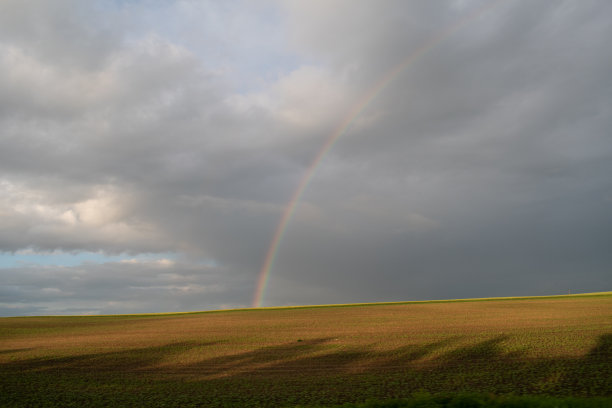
[253,1,504,308]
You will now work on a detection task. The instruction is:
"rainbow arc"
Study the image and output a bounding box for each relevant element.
[253,1,505,308]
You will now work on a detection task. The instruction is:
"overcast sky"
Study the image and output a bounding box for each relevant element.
[1,0,611,316]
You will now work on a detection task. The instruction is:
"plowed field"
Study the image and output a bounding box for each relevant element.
[1,293,610,407]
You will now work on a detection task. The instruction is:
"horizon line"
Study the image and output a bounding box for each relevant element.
[3,291,610,318]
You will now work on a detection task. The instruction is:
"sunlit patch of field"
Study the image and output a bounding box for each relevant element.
[1,293,610,407]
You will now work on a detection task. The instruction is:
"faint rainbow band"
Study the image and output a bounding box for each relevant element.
[253,0,505,308]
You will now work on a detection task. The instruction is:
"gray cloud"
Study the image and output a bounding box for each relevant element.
[263,0,612,305]
[0,258,250,316]
[0,0,124,71]
[0,0,610,315]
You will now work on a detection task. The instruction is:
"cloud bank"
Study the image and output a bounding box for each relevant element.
[1,0,611,315]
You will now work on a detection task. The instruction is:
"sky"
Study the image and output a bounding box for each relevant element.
[1,0,611,316]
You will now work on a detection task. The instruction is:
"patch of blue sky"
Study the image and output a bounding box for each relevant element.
[0,251,178,269]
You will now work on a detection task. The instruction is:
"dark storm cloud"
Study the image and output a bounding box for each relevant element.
[0,0,610,315]
[265,0,612,305]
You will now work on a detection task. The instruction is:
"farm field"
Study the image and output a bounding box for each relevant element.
[1,293,611,407]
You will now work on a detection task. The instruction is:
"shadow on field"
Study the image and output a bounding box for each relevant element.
[3,334,611,396]
[1,341,222,371]
[587,333,612,358]
[0,348,33,355]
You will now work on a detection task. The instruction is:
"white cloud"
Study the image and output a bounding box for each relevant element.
[0,180,169,253]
